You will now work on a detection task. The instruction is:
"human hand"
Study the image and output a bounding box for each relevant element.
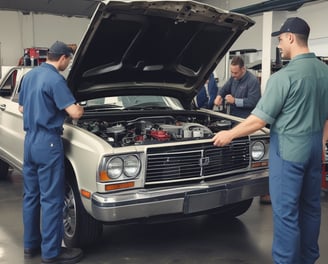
[225,94,235,104]
[212,130,233,147]
[214,95,223,106]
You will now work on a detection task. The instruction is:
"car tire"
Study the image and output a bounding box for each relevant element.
[0,159,10,181]
[63,174,103,248]
[210,198,253,218]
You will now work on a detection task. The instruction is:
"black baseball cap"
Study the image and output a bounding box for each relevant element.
[48,41,73,57]
[271,17,310,37]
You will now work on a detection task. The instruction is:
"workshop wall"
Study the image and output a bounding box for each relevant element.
[0,1,328,70]
[230,1,328,51]
[0,11,89,66]
[214,1,328,83]
[0,11,23,66]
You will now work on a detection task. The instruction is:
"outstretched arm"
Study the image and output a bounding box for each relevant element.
[212,114,266,147]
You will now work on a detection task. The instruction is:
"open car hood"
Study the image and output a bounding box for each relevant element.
[67,0,255,107]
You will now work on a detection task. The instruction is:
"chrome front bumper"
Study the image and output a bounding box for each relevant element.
[91,170,268,222]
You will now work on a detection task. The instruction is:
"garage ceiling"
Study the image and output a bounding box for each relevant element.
[0,0,100,18]
[0,0,322,18]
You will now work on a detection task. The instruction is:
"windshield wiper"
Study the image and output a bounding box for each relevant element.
[84,104,123,111]
[124,105,171,110]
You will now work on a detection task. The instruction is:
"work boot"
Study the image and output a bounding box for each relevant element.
[24,247,41,258]
[41,247,83,264]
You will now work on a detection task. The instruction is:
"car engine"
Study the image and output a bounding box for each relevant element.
[76,114,233,147]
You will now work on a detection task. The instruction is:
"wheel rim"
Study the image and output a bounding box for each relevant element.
[63,183,77,238]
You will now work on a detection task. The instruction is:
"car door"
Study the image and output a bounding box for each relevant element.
[0,67,27,170]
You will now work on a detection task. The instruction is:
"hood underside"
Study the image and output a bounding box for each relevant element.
[67,0,254,106]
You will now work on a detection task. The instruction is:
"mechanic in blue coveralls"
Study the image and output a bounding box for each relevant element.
[18,41,84,264]
[193,73,218,109]
[214,55,261,118]
[212,17,328,264]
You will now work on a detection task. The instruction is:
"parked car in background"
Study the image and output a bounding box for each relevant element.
[0,0,270,247]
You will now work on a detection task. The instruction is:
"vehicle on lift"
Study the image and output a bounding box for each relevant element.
[0,0,270,247]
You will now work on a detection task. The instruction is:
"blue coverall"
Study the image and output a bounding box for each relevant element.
[19,63,76,259]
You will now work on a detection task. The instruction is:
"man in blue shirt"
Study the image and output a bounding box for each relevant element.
[212,17,328,264]
[214,56,261,118]
[19,41,84,264]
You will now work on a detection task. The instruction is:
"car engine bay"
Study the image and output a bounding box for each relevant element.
[75,113,235,147]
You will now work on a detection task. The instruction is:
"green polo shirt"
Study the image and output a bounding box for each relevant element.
[252,53,328,162]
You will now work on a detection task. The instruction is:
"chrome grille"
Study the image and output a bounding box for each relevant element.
[146,138,250,184]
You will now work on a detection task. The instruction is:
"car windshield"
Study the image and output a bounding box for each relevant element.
[83,95,184,110]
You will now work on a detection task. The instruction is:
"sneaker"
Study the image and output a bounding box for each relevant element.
[41,247,83,264]
[24,247,41,259]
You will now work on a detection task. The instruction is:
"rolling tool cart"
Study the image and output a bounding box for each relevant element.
[19,47,48,66]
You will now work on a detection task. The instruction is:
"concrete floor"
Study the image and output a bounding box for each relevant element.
[0,170,327,264]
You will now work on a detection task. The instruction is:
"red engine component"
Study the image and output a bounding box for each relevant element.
[134,135,145,142]
[150,130,171,141]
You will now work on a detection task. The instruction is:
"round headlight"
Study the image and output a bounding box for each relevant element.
[251,141,265,161]
[124,155,141,178]
[107,157,123,179]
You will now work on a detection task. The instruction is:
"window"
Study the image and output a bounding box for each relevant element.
[0,69,17,98]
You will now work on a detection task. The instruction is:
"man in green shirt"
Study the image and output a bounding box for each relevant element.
[212,17,328,263]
